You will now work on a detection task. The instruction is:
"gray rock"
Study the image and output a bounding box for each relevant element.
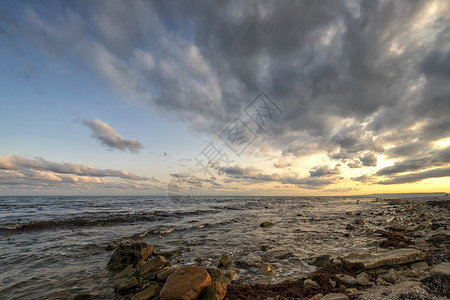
[411,261,429,271]
[340,248,425,269]
[356,272,370,285]
[235,255,263,269]
[430,262,450,276]
[321,293,348,300]
[114,264,136,279]
[336,274,357,285]
[304,279,319,288]
[382,268,400,284]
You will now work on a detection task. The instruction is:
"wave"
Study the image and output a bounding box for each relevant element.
[0,209,218,233]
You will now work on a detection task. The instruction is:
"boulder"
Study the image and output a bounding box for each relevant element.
[114,265,136,279]
[139,256,166,275]
[340,248,425,269]
[160,266,211,300]
[108,241,154,272]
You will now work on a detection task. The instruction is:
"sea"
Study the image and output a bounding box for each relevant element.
[0,196,394,299]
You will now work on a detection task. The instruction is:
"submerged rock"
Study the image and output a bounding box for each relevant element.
[160,266,211,300]
[108,241,154,272]
[304,255,334,267]
[260,221,274,227]
[340,248,425,269]
[235,255,263,269]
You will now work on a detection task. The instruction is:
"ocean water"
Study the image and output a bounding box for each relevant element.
[0,196,392,299]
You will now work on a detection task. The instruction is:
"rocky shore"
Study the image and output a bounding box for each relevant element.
[78,196,449,300]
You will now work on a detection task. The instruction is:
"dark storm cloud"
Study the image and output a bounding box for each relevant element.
[377,146,450,176]
[3,0,450,186]
[360,153,377,167]
[378,166,450,184]
[420,51,450,79]
[309,165,340,177]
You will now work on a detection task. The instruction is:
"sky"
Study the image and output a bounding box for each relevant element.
[0,0,449,196]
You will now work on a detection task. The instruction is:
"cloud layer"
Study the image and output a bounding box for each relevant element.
[82,119,143,153]
[2,0,449,190]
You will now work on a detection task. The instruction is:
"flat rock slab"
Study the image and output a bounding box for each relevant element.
[430,262,450,276]
[340,248,425,269]
[160,266,211,300]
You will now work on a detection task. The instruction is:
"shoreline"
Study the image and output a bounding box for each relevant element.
[85,196,449,299]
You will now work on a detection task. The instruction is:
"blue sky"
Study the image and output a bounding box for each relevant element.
[1,0,449,195]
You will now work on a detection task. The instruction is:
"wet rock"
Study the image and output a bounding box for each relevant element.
[200,281,226,300]
[356,272,370,285]
[235,255,263,269]
[340,248,425,269]
[431,222,447,230]
[430,262,450,276]
[382,268,400,284]
[260,221,274,227]
[218,254,231,268]
[336,274,357,285]
[108,241,154,272]
[274,251,295,259]
[304,255,334,267]
[132,284,161,300]
[304,279,319,288]
[221,269,237,282]
[160,266,211,300]
[201,269,228,300]
[139,256,167,275]
[157,267,179,281]
[73,292,92,300]
[354,218,366,225]
[346,224,356,230]
[114,265,136,279]
[115,277,139,294]
[259,263,273,273]
[321,293,348,300]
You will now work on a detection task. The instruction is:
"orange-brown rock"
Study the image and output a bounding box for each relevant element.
[160,266,211,300]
